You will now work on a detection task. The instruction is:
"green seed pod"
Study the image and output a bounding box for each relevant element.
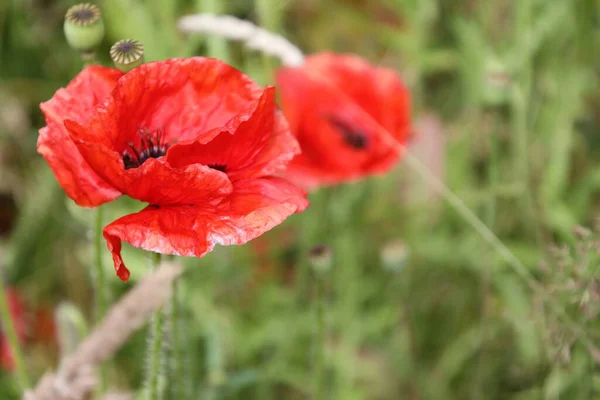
[308,245,332,274]
[110,39,145,73]
[64,3,105,52]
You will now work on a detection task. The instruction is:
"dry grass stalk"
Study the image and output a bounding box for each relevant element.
[23,263,183,400]
[97,392,134,400]
[178,13,305,67]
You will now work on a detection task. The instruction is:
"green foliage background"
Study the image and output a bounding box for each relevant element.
[1,0,599,399]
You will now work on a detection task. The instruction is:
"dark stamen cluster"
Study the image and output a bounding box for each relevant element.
[122,127,168,170]
[65,3,101,26]
[208,164,227,172]
[325,115,369,150]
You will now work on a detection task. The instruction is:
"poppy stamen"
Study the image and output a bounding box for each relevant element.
[122,127,168,169]
[324,115,369,150]
[208,164,227,172]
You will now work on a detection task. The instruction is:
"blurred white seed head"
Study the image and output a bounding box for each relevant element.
[177,13,305,67]
[380,240,410,273]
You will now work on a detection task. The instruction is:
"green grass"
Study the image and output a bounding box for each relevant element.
[0,0,599,399]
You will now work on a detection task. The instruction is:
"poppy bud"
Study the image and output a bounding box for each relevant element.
[110,39,145,73]
[380,240,409,273]
[308,245,332,274]
[64,3,105,53]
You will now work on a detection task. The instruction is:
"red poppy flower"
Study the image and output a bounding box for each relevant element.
[0,288,27,371]
[276,53,411,188]
[43,57,307,281]
[39,66,124,207]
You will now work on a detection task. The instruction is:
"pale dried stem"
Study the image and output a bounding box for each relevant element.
[23,263,183,400]
[177,13,305,67]
[97,392,134,400]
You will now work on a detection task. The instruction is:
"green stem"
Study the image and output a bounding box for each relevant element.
[82,51,97,67]
[93,206,108,323]
[147,253,165,400]
[93,206,108,392]
[0,279,30,390]
[314,273,327,400]
[198,0,230,62]
[170,279,185,400]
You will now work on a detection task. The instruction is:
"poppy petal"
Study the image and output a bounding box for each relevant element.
[167,87,299,180]
[303,53,410,137]
[38,66,123,206]
[103,178,308,281]
[71,57,264,150]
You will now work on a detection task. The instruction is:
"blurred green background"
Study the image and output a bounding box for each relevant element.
[1,0,600,399]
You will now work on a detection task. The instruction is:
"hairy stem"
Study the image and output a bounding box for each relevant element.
[146,253,165,400]
[93,206,109,392]
[314,272,327,400]
[170,279,185,400]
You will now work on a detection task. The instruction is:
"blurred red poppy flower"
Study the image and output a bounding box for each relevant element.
[0,288,27,371]
[43,57,307,281]
[276,53,411,188]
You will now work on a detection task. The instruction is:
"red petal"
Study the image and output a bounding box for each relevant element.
[38,66,123,206]
[72,58,264,150]
[276,53,411,188]
[103,178,308,281]
[167,87,299,180]
[303,53,411,138]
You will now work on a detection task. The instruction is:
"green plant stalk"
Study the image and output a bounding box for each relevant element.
[93,206,109,392]
[474,119,500,398]
[512,0,542,244]
[198,0,230,62]
[147,253,165,400]
[332,188,362,400]
[255,0,284,78]
[170,279,185,400]
[314,272,327,400]
[0,279,29,390]
[93,206,108,323]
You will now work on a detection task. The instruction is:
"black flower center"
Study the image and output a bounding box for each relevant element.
[122,127,169,170]
[324,115,369,150]
[208,164,227,172]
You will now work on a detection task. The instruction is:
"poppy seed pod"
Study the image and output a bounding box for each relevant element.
[110,39,145,73]
[308,245,332,274]
[64,4,105,52]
